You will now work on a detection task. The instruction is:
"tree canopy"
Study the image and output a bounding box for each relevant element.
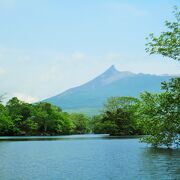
[141,6,180,148]
[146,6,180,61]
[138,79,180,148]
[92,96,141,136]
[0,97,91,136]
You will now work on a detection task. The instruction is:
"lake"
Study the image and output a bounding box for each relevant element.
[0,135,179,180]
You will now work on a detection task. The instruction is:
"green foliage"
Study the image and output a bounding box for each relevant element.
[6,97,34,135]
[0,104,15,135]
[143,7,180,148]
[91,115,104,134]
[138,78,180,148]
[0,97,90,136]
[70,113,90,134]
[103,96,139,113]
[92,96,141,135]
[32,102,60,134]
[146,6,180,61]
[102,108,132,135]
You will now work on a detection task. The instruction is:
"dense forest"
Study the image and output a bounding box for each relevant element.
[0,97,90,136]
[0,95,142,136]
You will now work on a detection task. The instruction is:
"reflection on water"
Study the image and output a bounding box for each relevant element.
[0,135,179,180]
[139,148,180,180]
[0,134,142,141]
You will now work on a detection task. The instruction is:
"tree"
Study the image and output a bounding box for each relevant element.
[33,102,54,134]
[51,111,73,135]
[102,108,132,135]
[70,113,90,134]
[138,80,180,148]
[104,96,139,113]
[140,6,180,148]
[0,104,14,135]
[6,97,35,135]
[33,102,73,135]
[146,6,180,61]
[93,96,140,135]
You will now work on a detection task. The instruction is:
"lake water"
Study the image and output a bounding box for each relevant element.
[0,135,179,180]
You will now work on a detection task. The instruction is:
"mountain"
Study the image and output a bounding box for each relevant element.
[43,65,173,114]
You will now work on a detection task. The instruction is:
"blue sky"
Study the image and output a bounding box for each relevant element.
[0,0,179,102]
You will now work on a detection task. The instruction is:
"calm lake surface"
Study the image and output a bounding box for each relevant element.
[0,135,179,180]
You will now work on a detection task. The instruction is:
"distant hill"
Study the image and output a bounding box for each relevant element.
[43,65,173,115]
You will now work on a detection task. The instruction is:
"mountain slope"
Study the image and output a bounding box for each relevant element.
[43,65,173,114]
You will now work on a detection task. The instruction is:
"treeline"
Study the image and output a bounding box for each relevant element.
[0,77,179,148]
[0,97,90,136]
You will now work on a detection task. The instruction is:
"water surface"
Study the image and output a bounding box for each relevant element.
[0,135,179,180]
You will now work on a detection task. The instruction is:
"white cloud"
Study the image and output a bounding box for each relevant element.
[105,53,122,61]
[71,52,86,60]
[0,67,6,75]
[13,93,39,103]
[39,66,59,81]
